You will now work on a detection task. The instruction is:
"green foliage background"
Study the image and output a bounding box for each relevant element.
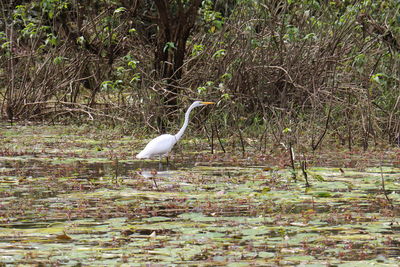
[1,0,399,148]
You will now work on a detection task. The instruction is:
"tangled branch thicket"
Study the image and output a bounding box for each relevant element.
[1,0,399,149]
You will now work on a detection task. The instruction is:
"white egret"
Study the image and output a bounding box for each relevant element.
[136,101,215,159]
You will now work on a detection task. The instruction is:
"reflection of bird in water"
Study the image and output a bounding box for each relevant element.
[136,101,214,162]
[137,169,174,188]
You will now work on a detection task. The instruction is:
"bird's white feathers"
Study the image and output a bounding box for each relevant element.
[136,134,177,159]
[136,101,214,159]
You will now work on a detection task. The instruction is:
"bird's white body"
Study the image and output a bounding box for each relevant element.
[136,134,177,159]
[136,101,214,159]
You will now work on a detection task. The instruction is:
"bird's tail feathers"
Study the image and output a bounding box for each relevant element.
[136,151,146,158]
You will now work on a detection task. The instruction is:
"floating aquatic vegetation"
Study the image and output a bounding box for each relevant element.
[0,125,399,265]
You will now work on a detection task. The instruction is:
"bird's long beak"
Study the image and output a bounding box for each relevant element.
[201,101,215,105]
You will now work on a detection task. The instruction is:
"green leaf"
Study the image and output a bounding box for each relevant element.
[205,81,214,86]
[308,171,325,181]
[114,7,126,14]
[163,42,176,52]
[197,86,207,94]
[100,80,113,91]
[212,49,226,59]
[221,93,230,100]
[261,187,271,194]
[282,128,292,133]
[76,36,85,45]
[130,73,141,83]
[1,41,10,50]
[221,73,232,81]
[127,60,139,69]
[191,44,204,56]
[313,191,332,198]
[370,73,387,85]
[303,33,316,40]
[53,56,66,64]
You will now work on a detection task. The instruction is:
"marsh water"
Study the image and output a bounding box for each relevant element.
[1,125,400,266]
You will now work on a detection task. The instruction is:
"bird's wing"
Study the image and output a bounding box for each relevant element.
[136,134,176,158]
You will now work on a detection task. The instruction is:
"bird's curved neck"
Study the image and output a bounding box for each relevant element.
[174,104,196,141]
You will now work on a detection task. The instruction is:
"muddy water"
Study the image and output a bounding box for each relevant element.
[1,125,400,265]
[1,156,400,265]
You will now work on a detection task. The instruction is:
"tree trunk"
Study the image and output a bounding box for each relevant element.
[153,0,202,130]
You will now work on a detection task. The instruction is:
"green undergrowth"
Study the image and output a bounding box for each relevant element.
[0,124,400,265]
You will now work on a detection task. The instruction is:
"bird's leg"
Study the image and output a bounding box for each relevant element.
[151,177,159,189]
[158,155,164,170]
[166,156,169,167]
